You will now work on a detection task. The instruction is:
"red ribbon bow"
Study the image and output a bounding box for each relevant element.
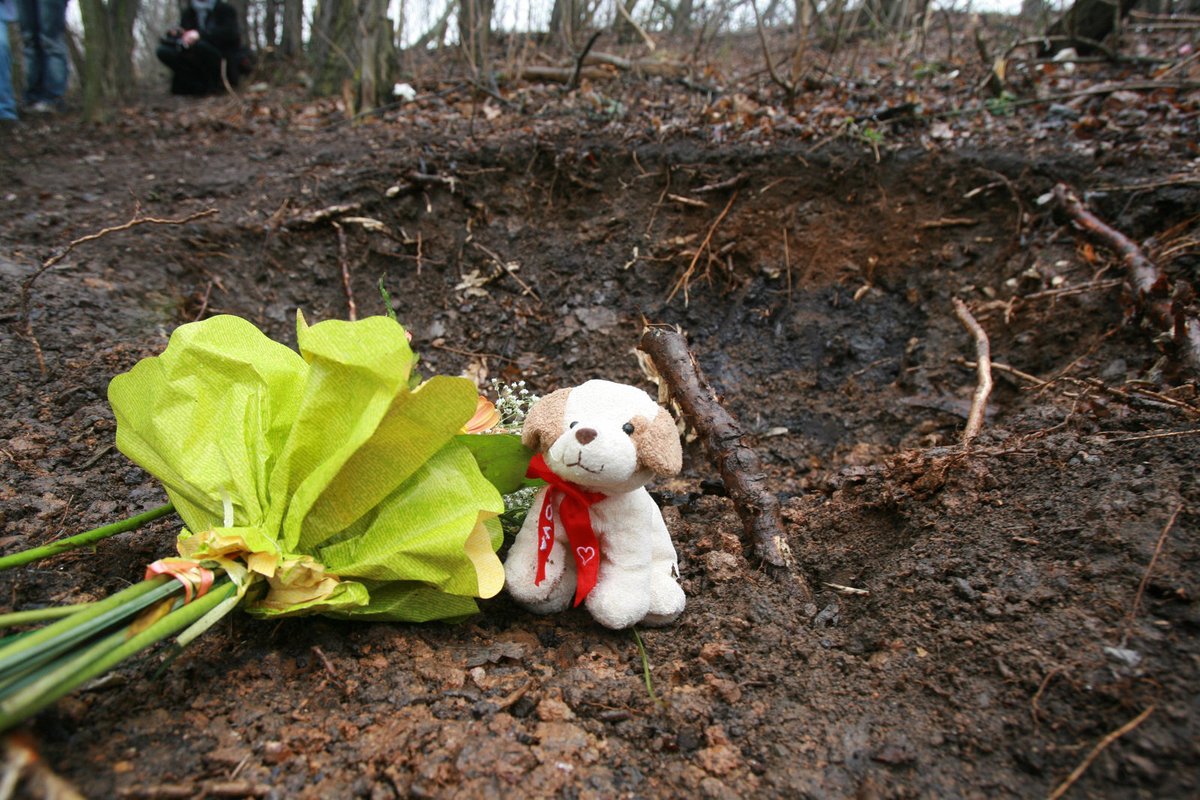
[526,453,607,606]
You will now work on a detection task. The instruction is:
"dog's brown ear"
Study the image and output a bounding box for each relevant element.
[634,407,683,476]
[521,388,571,453]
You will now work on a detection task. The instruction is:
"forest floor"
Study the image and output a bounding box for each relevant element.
[1,14,1199,800]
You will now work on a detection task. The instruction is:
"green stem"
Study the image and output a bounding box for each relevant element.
[631,627,665,710]
[0,503,175,571]
[0,579,239,731]
[0,577,178,683]
[0,603,98,629]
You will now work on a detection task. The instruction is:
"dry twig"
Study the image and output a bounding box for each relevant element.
[18,207,219,376]
[1121,504,1183,646]
[1052,183,1200,378]
[666,191,738,305]
[1047,706,1155,800]
[952,298,993,444]
[333,222,357,321]
[638,326,811,598]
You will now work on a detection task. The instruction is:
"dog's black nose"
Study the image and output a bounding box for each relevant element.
[575,427,598,445]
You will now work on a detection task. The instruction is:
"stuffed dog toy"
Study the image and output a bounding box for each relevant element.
[504,379,685,629]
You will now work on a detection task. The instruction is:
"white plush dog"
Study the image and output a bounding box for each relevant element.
[504,379,686,629]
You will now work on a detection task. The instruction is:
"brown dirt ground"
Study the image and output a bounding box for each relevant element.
[1,47,1199,799]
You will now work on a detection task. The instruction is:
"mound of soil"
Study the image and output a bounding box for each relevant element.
[1,59,1198,799]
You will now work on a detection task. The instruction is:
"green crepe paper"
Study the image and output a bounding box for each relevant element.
[108,313,519,621]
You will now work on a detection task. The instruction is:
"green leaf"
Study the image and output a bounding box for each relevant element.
[454,433,535,495]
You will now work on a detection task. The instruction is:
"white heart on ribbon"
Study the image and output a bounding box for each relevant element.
[575,546,596,566]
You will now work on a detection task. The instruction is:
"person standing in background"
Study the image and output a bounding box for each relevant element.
[0,0,17,121]
[156,0,242,96]
[16,0,68,112]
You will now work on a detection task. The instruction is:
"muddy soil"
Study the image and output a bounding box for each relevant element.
[1,76,1199,799]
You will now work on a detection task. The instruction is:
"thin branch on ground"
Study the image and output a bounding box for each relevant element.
[952,298,993,444]
[19,207,219,376]
[1047,706,1156,800]
[1121,504,1184,646]
[958,358,1047,387]
[666,191,738,305]
[334,222,358,321]
[638,326,812,599]
[1052,183,1200,378]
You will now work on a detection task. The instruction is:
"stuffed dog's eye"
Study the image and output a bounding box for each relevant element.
[622,422,635,435]
[569,421,579,429]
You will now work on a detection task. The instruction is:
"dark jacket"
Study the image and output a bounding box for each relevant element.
[180,1,240,55]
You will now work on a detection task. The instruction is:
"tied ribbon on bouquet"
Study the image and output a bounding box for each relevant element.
[145,558,215,604]
[525,454,606,606]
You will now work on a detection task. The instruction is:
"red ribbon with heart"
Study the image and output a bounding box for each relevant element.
[526,453,607,606]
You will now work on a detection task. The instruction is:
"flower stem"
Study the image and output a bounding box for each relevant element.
[0,578,238,731]
[0,603,98,630]
[0,503,176,571]
[0,576,177,683]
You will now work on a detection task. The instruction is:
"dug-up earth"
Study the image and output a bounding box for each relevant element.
[1,34,1199,799]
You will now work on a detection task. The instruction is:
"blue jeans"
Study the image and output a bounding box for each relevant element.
[0,18,17,119]
[16,0,67,105]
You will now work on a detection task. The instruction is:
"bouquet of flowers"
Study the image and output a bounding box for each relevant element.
[0,312,533,730]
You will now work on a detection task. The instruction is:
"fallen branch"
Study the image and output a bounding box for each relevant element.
[18,207,219,376]
[952,298,993,444]
[1052,183,1200,378]
[1048,706,1155,800]
[583,51,688,77]
[638,326,811,598]
[501,64,615,84]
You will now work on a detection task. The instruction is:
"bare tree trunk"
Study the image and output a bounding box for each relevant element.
[77,0,139,123]
[411,1,453,51]
[358,0,394,112]
[264,0,278,50]
[671,0,694,34]
[458,0,494,79]
[310,0,356,96]
[281,0,303,56]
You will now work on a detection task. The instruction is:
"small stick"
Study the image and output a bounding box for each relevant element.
[334,222,357,321]
[19,207,219,376]
[667,193,709,209]
[1031,667,1062,727]
[1047,706,1155,800]
[638,326,811,598]
[783,227,793,305]
[667,191,738,305]
[952,298,993,444]
[568,30,604,91]
[918,217,978,229]
[959,358,1046,387]
[1052,183,1200,377]
[195,280,215,321]
[1102,428,1200,443]
[1121,504,1183,645]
